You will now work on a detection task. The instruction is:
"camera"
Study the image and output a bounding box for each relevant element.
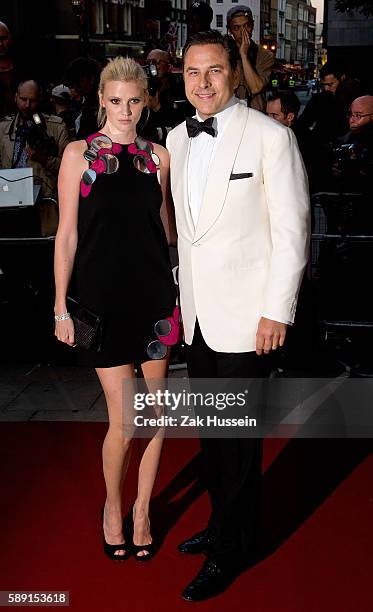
[332,142,370,177]
[141,63,159,97]
[333,142,370,164]
[143,63,158,80]
[333,143,358,163]
[16,113,58,157]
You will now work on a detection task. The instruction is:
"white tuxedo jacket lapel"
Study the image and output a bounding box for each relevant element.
[194,103,249,243]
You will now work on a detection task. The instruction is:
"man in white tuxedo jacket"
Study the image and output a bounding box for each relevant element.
[166,31,310,602]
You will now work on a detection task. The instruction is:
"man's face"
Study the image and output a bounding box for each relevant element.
[0,24,11,58]
[15,81,41,119]
[348,98,373,133]
[184,44,239,119]
[321,73,340,95]
[267,98,294,127]
[228,15,253,46]
[146,50,170,79]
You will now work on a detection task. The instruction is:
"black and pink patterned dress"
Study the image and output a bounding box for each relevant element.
[69,133,176,367]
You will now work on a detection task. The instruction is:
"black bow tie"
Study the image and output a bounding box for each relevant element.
[186,116,216,138]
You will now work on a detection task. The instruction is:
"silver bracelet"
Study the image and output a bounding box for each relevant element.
[54,312,71,322]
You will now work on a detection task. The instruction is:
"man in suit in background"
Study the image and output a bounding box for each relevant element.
[166,31,310,602]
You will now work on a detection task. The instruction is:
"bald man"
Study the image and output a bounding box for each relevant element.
[333,95,373,196]
[348,95,373,134]
[0,21,16,117]
[146,49,171,81]
[0,79,69,234]
[146,48,188,117]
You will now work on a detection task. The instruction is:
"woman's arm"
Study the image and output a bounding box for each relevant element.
[154,143,177,247]
[54,140,86,345]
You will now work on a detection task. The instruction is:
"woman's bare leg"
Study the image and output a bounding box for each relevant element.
[132,355,169,556]
[96,363,136,556]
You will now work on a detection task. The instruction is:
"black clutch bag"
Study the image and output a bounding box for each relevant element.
[66,297,103,352]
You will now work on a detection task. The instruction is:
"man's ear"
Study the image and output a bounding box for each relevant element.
[287,112,295,126]
[340,74,346,82]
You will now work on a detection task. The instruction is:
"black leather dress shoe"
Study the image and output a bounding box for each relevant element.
[182,558,236,602]
[178,530,209,555]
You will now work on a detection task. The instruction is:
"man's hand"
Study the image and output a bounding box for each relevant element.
[25,145,48,165]
[239,28,251,56]
[256,317,287,355]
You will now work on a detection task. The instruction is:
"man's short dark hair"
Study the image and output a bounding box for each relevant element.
[183,30,240,72]
[320,61,347,81]
[268,90,300,118]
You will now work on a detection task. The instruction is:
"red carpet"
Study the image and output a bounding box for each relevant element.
[1,423,373,611]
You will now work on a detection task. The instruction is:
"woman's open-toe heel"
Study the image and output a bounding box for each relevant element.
[101,507,131,561]
[132,504,156,562]
[132,541,155,562]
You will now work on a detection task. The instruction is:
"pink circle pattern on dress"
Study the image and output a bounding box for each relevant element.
[80,133,122,198]
[128,138,158,174]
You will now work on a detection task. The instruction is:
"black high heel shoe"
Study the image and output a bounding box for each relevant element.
[131,506,156,562]
[101,507,131,561]
[132,541,155,562]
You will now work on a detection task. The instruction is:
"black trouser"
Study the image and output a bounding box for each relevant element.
[186,320,272,569]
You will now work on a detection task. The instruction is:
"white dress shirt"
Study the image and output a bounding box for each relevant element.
[187,97,238,227]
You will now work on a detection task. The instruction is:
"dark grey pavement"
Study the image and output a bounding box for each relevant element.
[0,362,188,422]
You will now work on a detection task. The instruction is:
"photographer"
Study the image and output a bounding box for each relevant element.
[139,76,182,146]
[318,96,373,237]
[64,57,100,139]
[0,79,69,234]
[331,95,373,196]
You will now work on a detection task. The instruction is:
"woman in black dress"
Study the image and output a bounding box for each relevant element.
[54,57,177,561]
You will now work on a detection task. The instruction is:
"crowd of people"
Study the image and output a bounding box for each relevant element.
[1,16,372,234]
[1,4,373,604]
[0,4,276,230]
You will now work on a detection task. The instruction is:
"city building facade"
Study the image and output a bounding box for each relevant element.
[2,0,319,83]
[0,0,188,83]
[284,0,316,76]
[323,0,373,86]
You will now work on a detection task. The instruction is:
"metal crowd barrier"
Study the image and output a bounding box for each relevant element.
[310,192,373,375]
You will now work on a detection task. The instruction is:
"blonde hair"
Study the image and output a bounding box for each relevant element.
[97,56,148,128]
